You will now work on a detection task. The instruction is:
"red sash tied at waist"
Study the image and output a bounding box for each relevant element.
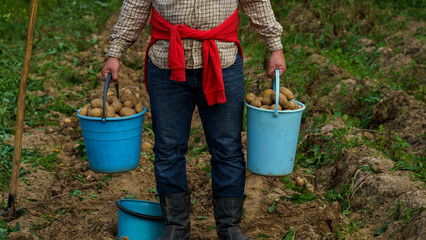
[144,8,243,106]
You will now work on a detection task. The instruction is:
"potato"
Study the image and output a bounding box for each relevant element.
[123,100,134,109]
[135,93,141,99]
[271,92,290,109]
[250,99,262,108]
[111,101,123,113]
[245,93,256,104]
[279,87,294,100]
[289,101,299,110]
[88,108,103,117]
[105,105,115,118]
[79,108,88,116]
[270,104,282,110]
[79,104,90,116]
[135,103,143,113]
[107,95,118,105]
[258,96,263,102]
[260,105,270,109]
[119,107,136,117]
[261,95,273,106]
[261,89,274,98]
[142,142,153,150]
[295,176,305,186]
[114,114,120,118]
[90,98,103,108]
[64,118,72,124]
[124,89,132,95]
[121,93,137,105]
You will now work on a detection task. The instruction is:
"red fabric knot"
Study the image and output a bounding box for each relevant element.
[144,7,243,106]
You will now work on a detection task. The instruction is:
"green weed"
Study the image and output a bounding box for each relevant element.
[374,201,425,237]
[282,228,295,240]
[0,220,19,239]
[0,143,43,190]
[324,184,352,213]
[368,131,425,181]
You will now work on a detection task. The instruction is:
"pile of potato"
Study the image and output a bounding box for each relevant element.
[245,87,302,111]
[79,89,144,118]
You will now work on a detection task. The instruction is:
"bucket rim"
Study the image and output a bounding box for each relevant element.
[116,199,163,220]
[245,100,306,113]
[77,106,147,121]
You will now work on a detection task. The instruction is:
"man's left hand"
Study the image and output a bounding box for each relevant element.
[268,49,286,77]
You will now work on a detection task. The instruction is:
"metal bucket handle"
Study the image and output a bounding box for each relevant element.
[102,73,120,122]
[273,69,280,117]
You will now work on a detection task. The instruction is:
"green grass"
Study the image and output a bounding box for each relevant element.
[0,0,122,192]
[0,0,122,140]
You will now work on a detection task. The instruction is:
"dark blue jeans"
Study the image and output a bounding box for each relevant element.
[147,54,245,198]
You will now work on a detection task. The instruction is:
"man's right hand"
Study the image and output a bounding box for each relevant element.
[101,57,120,83]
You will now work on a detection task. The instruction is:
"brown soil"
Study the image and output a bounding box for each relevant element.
[3,9,425,240]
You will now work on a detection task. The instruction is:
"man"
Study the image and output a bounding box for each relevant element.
[101,1,286,239]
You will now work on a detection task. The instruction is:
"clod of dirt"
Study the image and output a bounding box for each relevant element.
[356,38,376,55]
[333,147,386,186]
[296,224,322,240]
[286,8,321,33]
[390,190,426,240]
[384,53,413,73]
[376,46,393,60]
[8,232,36,240]
[357,38,375,47]
[307,54,329,68]
[385,32,424,62]
[321,78,357,107]
[356,19,373,34]
[355,173,421,200]
[372,90,426,152]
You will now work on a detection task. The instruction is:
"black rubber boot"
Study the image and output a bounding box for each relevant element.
[213,197,252,240]
[158,191,191,240]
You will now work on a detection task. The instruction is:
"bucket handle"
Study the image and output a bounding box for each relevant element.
[115,201,164,221]
[102,73,120,122]
[273,69,280,117]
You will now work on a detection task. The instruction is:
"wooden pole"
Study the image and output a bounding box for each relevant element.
[7,0,38,217]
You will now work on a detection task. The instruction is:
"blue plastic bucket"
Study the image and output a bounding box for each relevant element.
[77,73,147,173]
[77,107,147,173]
[245,70,305,176]
[116,199,164,240]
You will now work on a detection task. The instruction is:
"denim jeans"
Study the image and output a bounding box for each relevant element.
[147,53,245,197]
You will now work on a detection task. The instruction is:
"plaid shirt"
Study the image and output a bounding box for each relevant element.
[108,0,283,69]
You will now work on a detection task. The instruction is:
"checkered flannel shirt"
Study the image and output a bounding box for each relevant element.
[108,0,283,69]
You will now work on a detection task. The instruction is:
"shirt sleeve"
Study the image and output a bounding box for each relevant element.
[239,0,283,52]
[108,0,152,59]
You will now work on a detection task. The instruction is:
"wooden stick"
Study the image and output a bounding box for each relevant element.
[7,0,38,217]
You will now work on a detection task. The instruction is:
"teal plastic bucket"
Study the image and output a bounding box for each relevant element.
[245,70,305,176]
[77,74,147,173]
[77,107,147,173]
[116,199,164,240]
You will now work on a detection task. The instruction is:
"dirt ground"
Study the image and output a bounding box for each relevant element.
[2,9,425,240]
